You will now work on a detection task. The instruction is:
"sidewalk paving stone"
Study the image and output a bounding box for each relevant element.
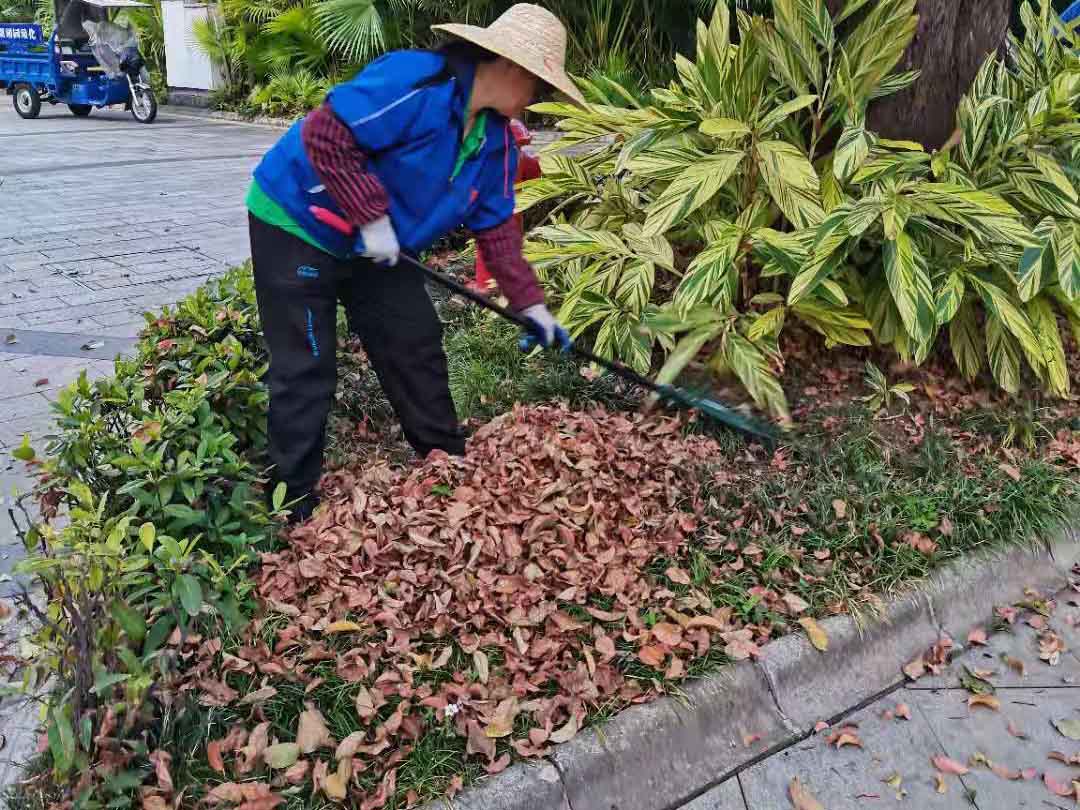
[0,394,51,425]
[0,354,112,401]
[678,779,746,810]
[738,696,961,809]
[912,688,1080,810]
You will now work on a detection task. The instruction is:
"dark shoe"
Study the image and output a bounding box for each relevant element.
[286,495,316,526]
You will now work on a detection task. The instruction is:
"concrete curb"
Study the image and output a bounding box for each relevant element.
[159,104,296,130]
[423,532,1080,810]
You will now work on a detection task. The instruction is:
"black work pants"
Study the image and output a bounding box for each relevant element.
[249,215,465,514]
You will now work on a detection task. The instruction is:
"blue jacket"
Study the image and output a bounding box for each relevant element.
[253,50,519,259]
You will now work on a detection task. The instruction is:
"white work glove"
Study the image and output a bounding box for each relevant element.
[520,304,572,352]
[356,215,400,267]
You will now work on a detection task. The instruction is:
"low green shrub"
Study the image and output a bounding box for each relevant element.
[10,267,281,801]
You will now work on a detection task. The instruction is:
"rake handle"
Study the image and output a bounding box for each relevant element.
[398,254,663,393]
[307,206,773,441]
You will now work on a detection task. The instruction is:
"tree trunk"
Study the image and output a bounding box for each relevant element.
[864,0,1012,150]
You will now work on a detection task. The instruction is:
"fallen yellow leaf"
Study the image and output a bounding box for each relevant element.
[324,620,364,634]
[322,758,351,802]
[967,694,1001,712]
[484,698,519,739]
[799,617,828,652]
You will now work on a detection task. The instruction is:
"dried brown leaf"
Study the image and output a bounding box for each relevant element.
[149,751,173,795]
[297,707,334,754]
[638,644,667,668]
[742,732,762,748]
[336,732,365,760]
[967,628,988,646]
[240,686,278,706]
[788,777,825,810]
[486,753,512,775]
[549,714,580,745]
[782,593,810,615]
[932,755,969,775]
[652,622,683,646]
[237,723,270,775]
[1000,463,1022,481]
[1007,720,1028,740]
[1002,655,1026,677]
[355,686,377,722]
[207,740,226,774]
[665,567,692,586]
[284,760,310,785]
[1044,771,1076,798]
[903,656,927,681]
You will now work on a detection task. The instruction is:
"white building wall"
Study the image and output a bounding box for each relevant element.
[162,0,221,91]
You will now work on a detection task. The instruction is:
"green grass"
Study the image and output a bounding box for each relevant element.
[442,304,638,423]
[1,755,57,810]
[675,413,1078,625]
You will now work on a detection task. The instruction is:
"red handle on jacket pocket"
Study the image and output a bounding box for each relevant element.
[310,206,355,237]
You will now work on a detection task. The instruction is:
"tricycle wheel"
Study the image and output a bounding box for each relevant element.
[131,87,157,124]
[13,86,41,120]
[69,104,93,117]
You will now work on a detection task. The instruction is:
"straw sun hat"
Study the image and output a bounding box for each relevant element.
[432,4,587,107]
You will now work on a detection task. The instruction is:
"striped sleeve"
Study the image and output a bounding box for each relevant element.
[302,103,390,227]
[474,218,544,312]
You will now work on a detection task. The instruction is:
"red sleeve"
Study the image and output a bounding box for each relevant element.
[302,103,389,227]
[474,218,545,311]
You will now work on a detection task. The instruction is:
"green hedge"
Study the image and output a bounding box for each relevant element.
[12,267,280,800]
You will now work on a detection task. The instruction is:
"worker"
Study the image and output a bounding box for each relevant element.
[246,4,584,523]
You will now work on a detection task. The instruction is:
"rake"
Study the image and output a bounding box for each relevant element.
[309,206,778,444]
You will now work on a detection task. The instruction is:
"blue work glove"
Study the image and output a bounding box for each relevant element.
[519,304,572,352]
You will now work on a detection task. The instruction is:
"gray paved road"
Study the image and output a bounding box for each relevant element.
[681,591,1080,810]
[0,103,281,445]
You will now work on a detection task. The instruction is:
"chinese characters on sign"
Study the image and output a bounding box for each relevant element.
[0,24,44,44]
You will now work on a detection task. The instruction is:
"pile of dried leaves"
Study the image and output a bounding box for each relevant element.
[180,404,776,808]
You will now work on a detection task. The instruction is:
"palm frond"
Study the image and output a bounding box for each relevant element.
[312,0,386,63]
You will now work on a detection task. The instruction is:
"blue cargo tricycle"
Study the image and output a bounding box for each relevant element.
[0,0,157,123]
